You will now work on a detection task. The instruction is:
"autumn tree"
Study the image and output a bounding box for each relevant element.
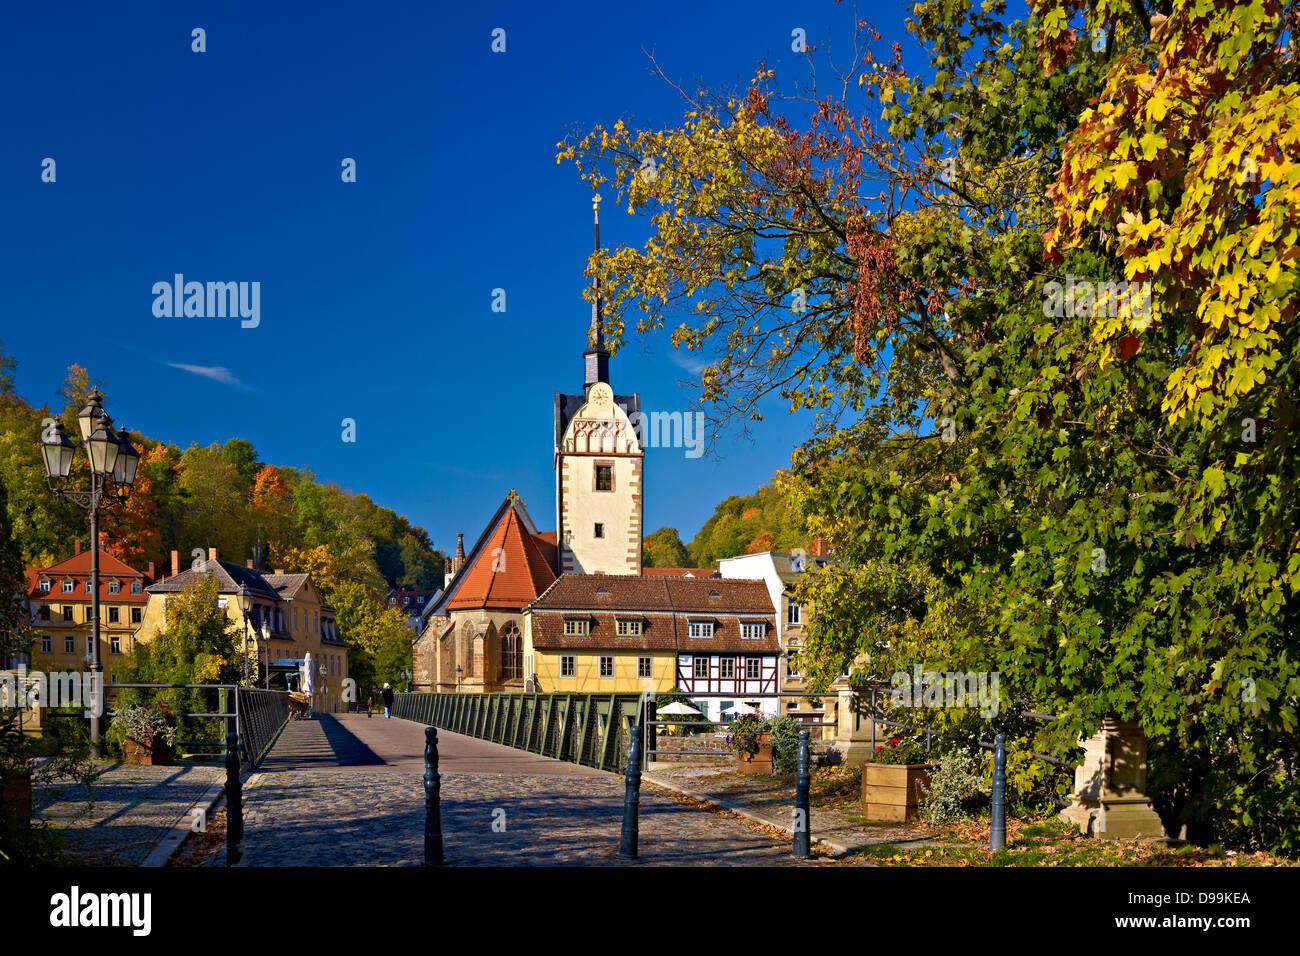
[562,0,1299,849]
[642,527,690,567]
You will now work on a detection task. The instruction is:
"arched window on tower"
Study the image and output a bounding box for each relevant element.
[500,623,523,680]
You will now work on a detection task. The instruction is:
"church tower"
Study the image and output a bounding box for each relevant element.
[554,195,644,575]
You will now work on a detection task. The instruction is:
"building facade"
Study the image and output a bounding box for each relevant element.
[139,548,349,710]
[718,544,844,737]
[524,575,778,718]
[22,542,154,686]
[413,492,557,693]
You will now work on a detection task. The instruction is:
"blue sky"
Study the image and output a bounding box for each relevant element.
[0,0,916,555]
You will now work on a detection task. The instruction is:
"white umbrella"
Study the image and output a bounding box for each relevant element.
[726,701,759,716]
[658,701,701,716]
[302,653,315,714]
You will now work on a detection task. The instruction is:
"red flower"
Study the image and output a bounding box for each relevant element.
[875,745,884,752]
[889,737,900,746]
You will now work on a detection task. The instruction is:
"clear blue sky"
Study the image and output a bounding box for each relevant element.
[0,0,914,555]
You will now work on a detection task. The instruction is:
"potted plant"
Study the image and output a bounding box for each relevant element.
[862,737,934,821]
[109,701,178,766]
[726,714,773,774]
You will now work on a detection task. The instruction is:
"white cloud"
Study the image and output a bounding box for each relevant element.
[168,363,247,388]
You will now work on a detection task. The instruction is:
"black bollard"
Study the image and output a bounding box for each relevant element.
[990,733,1006,851]
[619,725,643,858]
[423,725,444,866]
[793,729,811,858]
[224,731,243,867]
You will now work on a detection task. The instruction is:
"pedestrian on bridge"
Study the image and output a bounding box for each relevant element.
[366,694,373,718]
[381,682,394,718]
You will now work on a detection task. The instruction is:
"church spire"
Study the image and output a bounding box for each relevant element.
[584,193,610,393]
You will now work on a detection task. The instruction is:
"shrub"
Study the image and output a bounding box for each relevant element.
[108,701,178,748]
[920,747,988,824]
[766,715,803,774]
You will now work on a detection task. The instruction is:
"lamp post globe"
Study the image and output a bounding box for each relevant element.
[86,419,120,477]
[76,391,108,444]
[40,419,76,480]
[112,427,141,488]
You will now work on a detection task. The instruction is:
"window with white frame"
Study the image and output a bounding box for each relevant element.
[693,657,709,678]
[39,579,50,593]
[599,656,614,678]
[746,658,761,680]
[84,581,92,594]
[741,622,764,640]
[560,655,576,677]
[111,635,121,654]
[787,601,801,625]
[131,580,142,594]
[65,636,74,653]
[108,580,120,594]
[638,656,652,679]
[616,618,642,636]
[720,658,736,679]
[62,580,73,593]
[41,634,51,653]
[688,621,714,639]
[563,618,589,637]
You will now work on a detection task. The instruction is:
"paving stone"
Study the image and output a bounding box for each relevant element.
[34,761,225,866]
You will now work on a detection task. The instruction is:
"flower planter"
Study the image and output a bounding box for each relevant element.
[123,733,175,767]
[736,732,773,774]
[862,762,932,821]
[1,773,33,824]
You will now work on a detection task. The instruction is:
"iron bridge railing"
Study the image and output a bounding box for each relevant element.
[392,691,653,774]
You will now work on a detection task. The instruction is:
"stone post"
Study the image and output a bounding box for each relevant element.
[1059,718,1164,839]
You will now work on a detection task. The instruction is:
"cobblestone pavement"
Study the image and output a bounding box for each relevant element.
[34,761,225,865]
[220,715,827,866]
[235,768,813,866]
[647,765,938,853]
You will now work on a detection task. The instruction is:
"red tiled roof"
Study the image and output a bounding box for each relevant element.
[25,549,152,602]
[446,505,557,611]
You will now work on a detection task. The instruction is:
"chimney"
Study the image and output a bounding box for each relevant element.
[208,547,219,563]
[74,539,81,555]
[811,535,828,557]
[171,550,179,577]
[147,562,155,581]
[247,559,254,569]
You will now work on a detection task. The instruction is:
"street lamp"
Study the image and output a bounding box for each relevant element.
[260,621,272,689]
[40,392,137,757]
[455,664,462,693]
[235,585,252,687]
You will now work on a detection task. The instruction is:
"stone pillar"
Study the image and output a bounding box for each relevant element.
[1059,718,1165,839]
[832,687,889,766]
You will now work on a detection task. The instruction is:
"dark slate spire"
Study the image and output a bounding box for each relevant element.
[584,193,610,393]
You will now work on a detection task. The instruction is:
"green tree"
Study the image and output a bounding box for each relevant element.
[562,1,1300,850]
[642,527,689,568]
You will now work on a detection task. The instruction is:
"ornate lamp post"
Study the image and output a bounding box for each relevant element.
[455,664,462,693]
[39,393,140,757]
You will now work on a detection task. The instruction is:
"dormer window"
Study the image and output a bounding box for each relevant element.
[708,589,720,598]
[62,580,74,593]
[688,621,714,639]
[108,580,121,594]
[563,618,589,637]
[39,579,50,593]
[131,580,142,594]
[741,622,765,640]
[85,580,93,594]
[616,618,642,637]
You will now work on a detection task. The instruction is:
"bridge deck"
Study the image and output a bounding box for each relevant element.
[234,713,810,866]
